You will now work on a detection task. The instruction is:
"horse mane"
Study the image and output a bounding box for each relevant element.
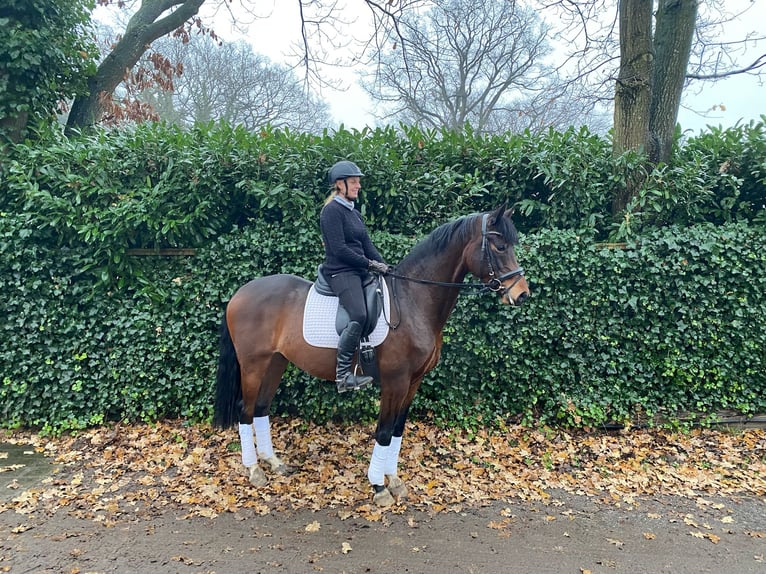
[398,211,519,271]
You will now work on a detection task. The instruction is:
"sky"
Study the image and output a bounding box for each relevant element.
[216,0,764,134]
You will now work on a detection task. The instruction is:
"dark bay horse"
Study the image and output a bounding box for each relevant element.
[213,204,530,507]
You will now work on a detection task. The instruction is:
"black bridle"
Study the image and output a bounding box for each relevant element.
[478,213,526,295]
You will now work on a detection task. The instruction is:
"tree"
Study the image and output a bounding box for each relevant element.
[362,0,579,134]
[139,36,332,132]
[538,0,765,213]
[0,0,97,144]
[65,0,206,133]
[64,0,414,133]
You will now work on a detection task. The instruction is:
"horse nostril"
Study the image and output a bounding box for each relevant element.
[515,292,529,305]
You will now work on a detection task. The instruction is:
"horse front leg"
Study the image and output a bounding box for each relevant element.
[368,403,411,507]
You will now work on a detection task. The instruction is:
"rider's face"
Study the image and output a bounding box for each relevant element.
[339,177,361,199]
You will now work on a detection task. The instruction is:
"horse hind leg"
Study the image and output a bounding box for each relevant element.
[239,353,289,486]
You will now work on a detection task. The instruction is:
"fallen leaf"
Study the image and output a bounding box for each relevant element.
[2,420,765,524]
[690,531,705,539]
[341,542,352,554]
[643,532,656,540]
[305,521,321,533]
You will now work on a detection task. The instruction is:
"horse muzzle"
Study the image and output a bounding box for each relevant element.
[489,268,529,306]
[504,289,529,306]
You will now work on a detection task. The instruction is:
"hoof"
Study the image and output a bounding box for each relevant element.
[386,475,408,500]
[246,464,267,487]
[261,455,293,476]
[372,487,395,508]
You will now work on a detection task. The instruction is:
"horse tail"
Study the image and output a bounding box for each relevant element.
[213,309,242,429]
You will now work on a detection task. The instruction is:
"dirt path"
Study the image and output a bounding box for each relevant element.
[1,421,765,573]
[2,492,765,573]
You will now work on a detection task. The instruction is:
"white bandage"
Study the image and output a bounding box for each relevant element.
[367,441,389,486]
[238,423,257,467]
[253,416,274,459]
[384,435,403,476]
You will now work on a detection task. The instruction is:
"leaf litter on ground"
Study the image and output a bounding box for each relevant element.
[1,418,764,529]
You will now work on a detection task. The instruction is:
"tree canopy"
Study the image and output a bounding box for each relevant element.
[0,0,97,143]
[138,35,332,132]
[366,0,551,132]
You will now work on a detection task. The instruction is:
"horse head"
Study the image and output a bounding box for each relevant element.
[469,204,530,306]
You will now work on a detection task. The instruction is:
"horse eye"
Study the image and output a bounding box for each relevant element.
[494,243,506,252]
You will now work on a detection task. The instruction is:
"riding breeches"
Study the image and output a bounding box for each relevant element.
[326,271,367,326]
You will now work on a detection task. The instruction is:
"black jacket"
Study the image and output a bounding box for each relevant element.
[320,199,384,275]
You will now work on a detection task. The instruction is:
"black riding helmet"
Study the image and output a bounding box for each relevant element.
[328,160,364,184]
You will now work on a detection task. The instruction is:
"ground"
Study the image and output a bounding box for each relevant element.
[1,419,765,573]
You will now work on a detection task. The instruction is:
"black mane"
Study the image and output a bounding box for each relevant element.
[398,211,519,270]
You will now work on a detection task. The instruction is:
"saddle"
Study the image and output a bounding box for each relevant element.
[314,265,383,337]
[312,265,385,382]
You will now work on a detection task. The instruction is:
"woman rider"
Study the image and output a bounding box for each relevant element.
[320,160,390,393]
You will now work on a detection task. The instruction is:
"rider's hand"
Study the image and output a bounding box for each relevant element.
[368,260,391,274]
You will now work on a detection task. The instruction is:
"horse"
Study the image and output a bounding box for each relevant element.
[213,204,530,507]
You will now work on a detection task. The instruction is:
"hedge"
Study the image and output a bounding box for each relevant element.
[1,210,764,433]
[1,121,764,432]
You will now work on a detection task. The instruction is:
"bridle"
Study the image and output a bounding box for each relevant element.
[385,213,526,295]
[478,213,526,297]
[380,214,526,330]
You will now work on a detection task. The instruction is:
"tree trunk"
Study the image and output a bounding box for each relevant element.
[612,0,654,215]
[650,0,698,165]
[0,111,28,146]
[65,0,205,134]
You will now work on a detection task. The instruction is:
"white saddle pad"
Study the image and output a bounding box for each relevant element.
[302,279,391,348]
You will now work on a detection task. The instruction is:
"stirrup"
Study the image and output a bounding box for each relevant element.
[336,373,373,393]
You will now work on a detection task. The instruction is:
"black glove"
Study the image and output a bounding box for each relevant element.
[368,259,391,274]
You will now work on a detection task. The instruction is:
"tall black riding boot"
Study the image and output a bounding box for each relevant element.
[336,321,373,393]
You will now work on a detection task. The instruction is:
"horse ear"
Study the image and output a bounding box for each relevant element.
[491,203,507,224]
[504,205,515,219]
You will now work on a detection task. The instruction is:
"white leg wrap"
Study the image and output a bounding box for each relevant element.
[367,441,389,486]
[253,416,274,459]
[238,423,257,467]
[384,435,403,476]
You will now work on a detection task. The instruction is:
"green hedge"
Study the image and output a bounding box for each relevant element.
[428,224,766,428]
[1,121,764,432]
[3,120,764,251]
[1,209,764,433]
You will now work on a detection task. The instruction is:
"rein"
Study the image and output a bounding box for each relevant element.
[380,214,525,329]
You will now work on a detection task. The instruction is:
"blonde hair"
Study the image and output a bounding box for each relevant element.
[323,184,339,205]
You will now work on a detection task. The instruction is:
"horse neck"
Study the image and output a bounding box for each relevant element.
[397,241,470,327]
